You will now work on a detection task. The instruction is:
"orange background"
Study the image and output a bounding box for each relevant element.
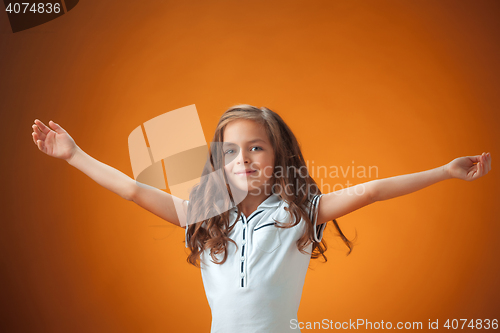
[1,0,499,332]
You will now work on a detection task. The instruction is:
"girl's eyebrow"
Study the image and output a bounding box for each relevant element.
[247,139,267,144]
[223,139,267,145]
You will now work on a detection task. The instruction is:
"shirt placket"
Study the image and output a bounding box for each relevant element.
[239,209,264,288]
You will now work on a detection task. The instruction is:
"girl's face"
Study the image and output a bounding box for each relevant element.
[222,119,275,196]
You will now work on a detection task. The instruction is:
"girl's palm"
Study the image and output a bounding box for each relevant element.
[447,152,491,181]
[32,120,77,161]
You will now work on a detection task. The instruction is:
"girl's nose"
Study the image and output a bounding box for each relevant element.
[236,150,250,164]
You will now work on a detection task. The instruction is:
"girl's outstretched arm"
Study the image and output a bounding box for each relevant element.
[32,119,187,228]
[371,152,491,202]
[316,153,492,225]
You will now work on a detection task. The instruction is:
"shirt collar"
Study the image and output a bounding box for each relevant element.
[258,193,282,208]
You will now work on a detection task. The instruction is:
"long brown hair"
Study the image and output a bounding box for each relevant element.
[185,104,355,268]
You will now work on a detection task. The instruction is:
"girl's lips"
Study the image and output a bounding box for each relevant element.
[235,170,257,175]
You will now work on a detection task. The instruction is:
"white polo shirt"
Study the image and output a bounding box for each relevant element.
[185,193,325,333]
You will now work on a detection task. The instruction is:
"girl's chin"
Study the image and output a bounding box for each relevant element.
[228,180,273,195]
[228,179,259,189]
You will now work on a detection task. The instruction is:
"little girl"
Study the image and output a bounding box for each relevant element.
[32,104,491,333]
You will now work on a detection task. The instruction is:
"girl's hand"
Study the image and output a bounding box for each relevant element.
[446,152,491,181]
[32,119,78,161]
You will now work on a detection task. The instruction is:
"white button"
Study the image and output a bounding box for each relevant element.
[242,240,246,245]
[240,256,245,261]
[242,224,246,229]
[240,272,245,277]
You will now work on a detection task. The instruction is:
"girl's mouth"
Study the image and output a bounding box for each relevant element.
[235,170,257,175]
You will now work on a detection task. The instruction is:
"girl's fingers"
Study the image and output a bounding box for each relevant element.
[36,139,43,151]
[470,155,481,163]
[469,152,490,179]
[483,153,489,174]
[34,118,45,129]
[475,157,482,179]
[49,120,66,134]
[32,124,46,139]
[34,134,40,149]
[32,127,47,145]
[34,119,51,135]
[478,153,485,177]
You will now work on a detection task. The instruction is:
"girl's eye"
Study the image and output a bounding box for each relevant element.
[224,147,262,155]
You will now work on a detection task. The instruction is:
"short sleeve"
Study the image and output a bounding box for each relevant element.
[309,194,326,242]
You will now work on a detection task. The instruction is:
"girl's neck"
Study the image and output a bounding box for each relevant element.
[239,192,272,217]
